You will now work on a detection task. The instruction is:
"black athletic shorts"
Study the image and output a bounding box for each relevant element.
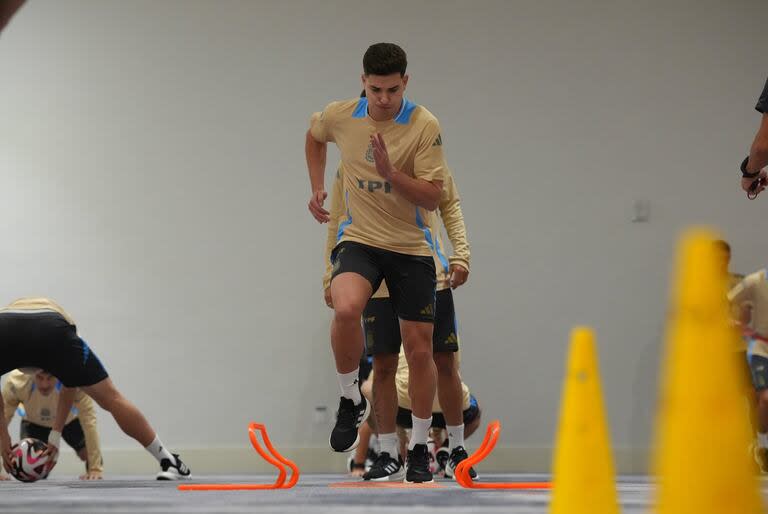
[0,312,109,387]
[20,419,86,452]
[396,394,480,429]
[363,288,459,355]
[331,241,436,323]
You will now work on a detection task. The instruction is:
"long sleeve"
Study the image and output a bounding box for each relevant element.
[75,393,103,473]
[2,376,20,426]
[438,172,470,271]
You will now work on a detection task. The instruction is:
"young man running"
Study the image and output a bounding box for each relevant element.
[307,43,448,482]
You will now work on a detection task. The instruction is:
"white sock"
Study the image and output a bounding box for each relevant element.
[408,415,432,450]
[447,424,465,450]
[145,436,174,464]
[337,369,361,404]
[759,432,768,448]
[379,432,399,457]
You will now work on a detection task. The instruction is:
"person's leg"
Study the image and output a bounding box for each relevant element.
[82,378,155,446]
[401,319,437,442]
[361,297,406,481]
[81,378,190,479]
[330,272,371,390]
[372,353,399,451]
[384,251,436,483]
[434,352,463,423]
[431,289,464,453]
[327,243,382,452]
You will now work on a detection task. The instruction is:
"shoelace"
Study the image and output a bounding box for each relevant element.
[371,452,396,470]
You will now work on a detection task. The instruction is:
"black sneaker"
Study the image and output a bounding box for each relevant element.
[156,454,191,480]
[329,396,370,452]
[362,452,405,481]
[405,444,434,483]
[444,446,477,480]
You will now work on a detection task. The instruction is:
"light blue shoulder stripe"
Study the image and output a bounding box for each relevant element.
[352,98,368,118]
[394,98,418,124]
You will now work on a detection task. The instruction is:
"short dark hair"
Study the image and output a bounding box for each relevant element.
[363,43,407,77]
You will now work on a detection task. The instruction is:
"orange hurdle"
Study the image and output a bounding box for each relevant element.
[454,420,551,490]
[178,422,300,491]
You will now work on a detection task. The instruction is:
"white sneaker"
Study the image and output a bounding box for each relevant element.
[156,454,191,480]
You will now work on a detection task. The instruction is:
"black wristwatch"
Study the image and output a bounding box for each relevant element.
[741,156,760,178]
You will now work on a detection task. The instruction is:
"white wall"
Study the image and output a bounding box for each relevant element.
[1,0,767,473]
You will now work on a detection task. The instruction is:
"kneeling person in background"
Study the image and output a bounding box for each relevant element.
[1,369,104,480]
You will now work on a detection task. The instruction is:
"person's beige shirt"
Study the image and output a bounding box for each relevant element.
[310,97,447,256]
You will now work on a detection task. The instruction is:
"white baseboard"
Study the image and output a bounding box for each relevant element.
[48,446,651,477]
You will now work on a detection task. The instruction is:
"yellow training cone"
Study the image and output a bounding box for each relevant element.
[549,326,619,514]
[652,229,763,514]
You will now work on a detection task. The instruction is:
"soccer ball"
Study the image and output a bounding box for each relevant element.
[9,438,55,482]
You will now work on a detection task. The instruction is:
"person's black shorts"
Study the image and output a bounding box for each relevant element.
[331,241,436,323]
[364,288,459,355]
[0,312,109,387]
[396,394,480,429]
[20,418,86,452]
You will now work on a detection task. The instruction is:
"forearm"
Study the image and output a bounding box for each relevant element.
[305,131,327,193]
[53,388,76,433]
[746,114,768,173]
[389,171,441,211]
[440,202,470,269]
[2,384,17,425]
[82,420,104,473]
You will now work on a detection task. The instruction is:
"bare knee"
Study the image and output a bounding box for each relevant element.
[333,302,363,325]
[401,322,433,365]
[404,343,433,369]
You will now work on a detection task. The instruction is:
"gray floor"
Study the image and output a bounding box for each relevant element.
[0,474,763,513]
